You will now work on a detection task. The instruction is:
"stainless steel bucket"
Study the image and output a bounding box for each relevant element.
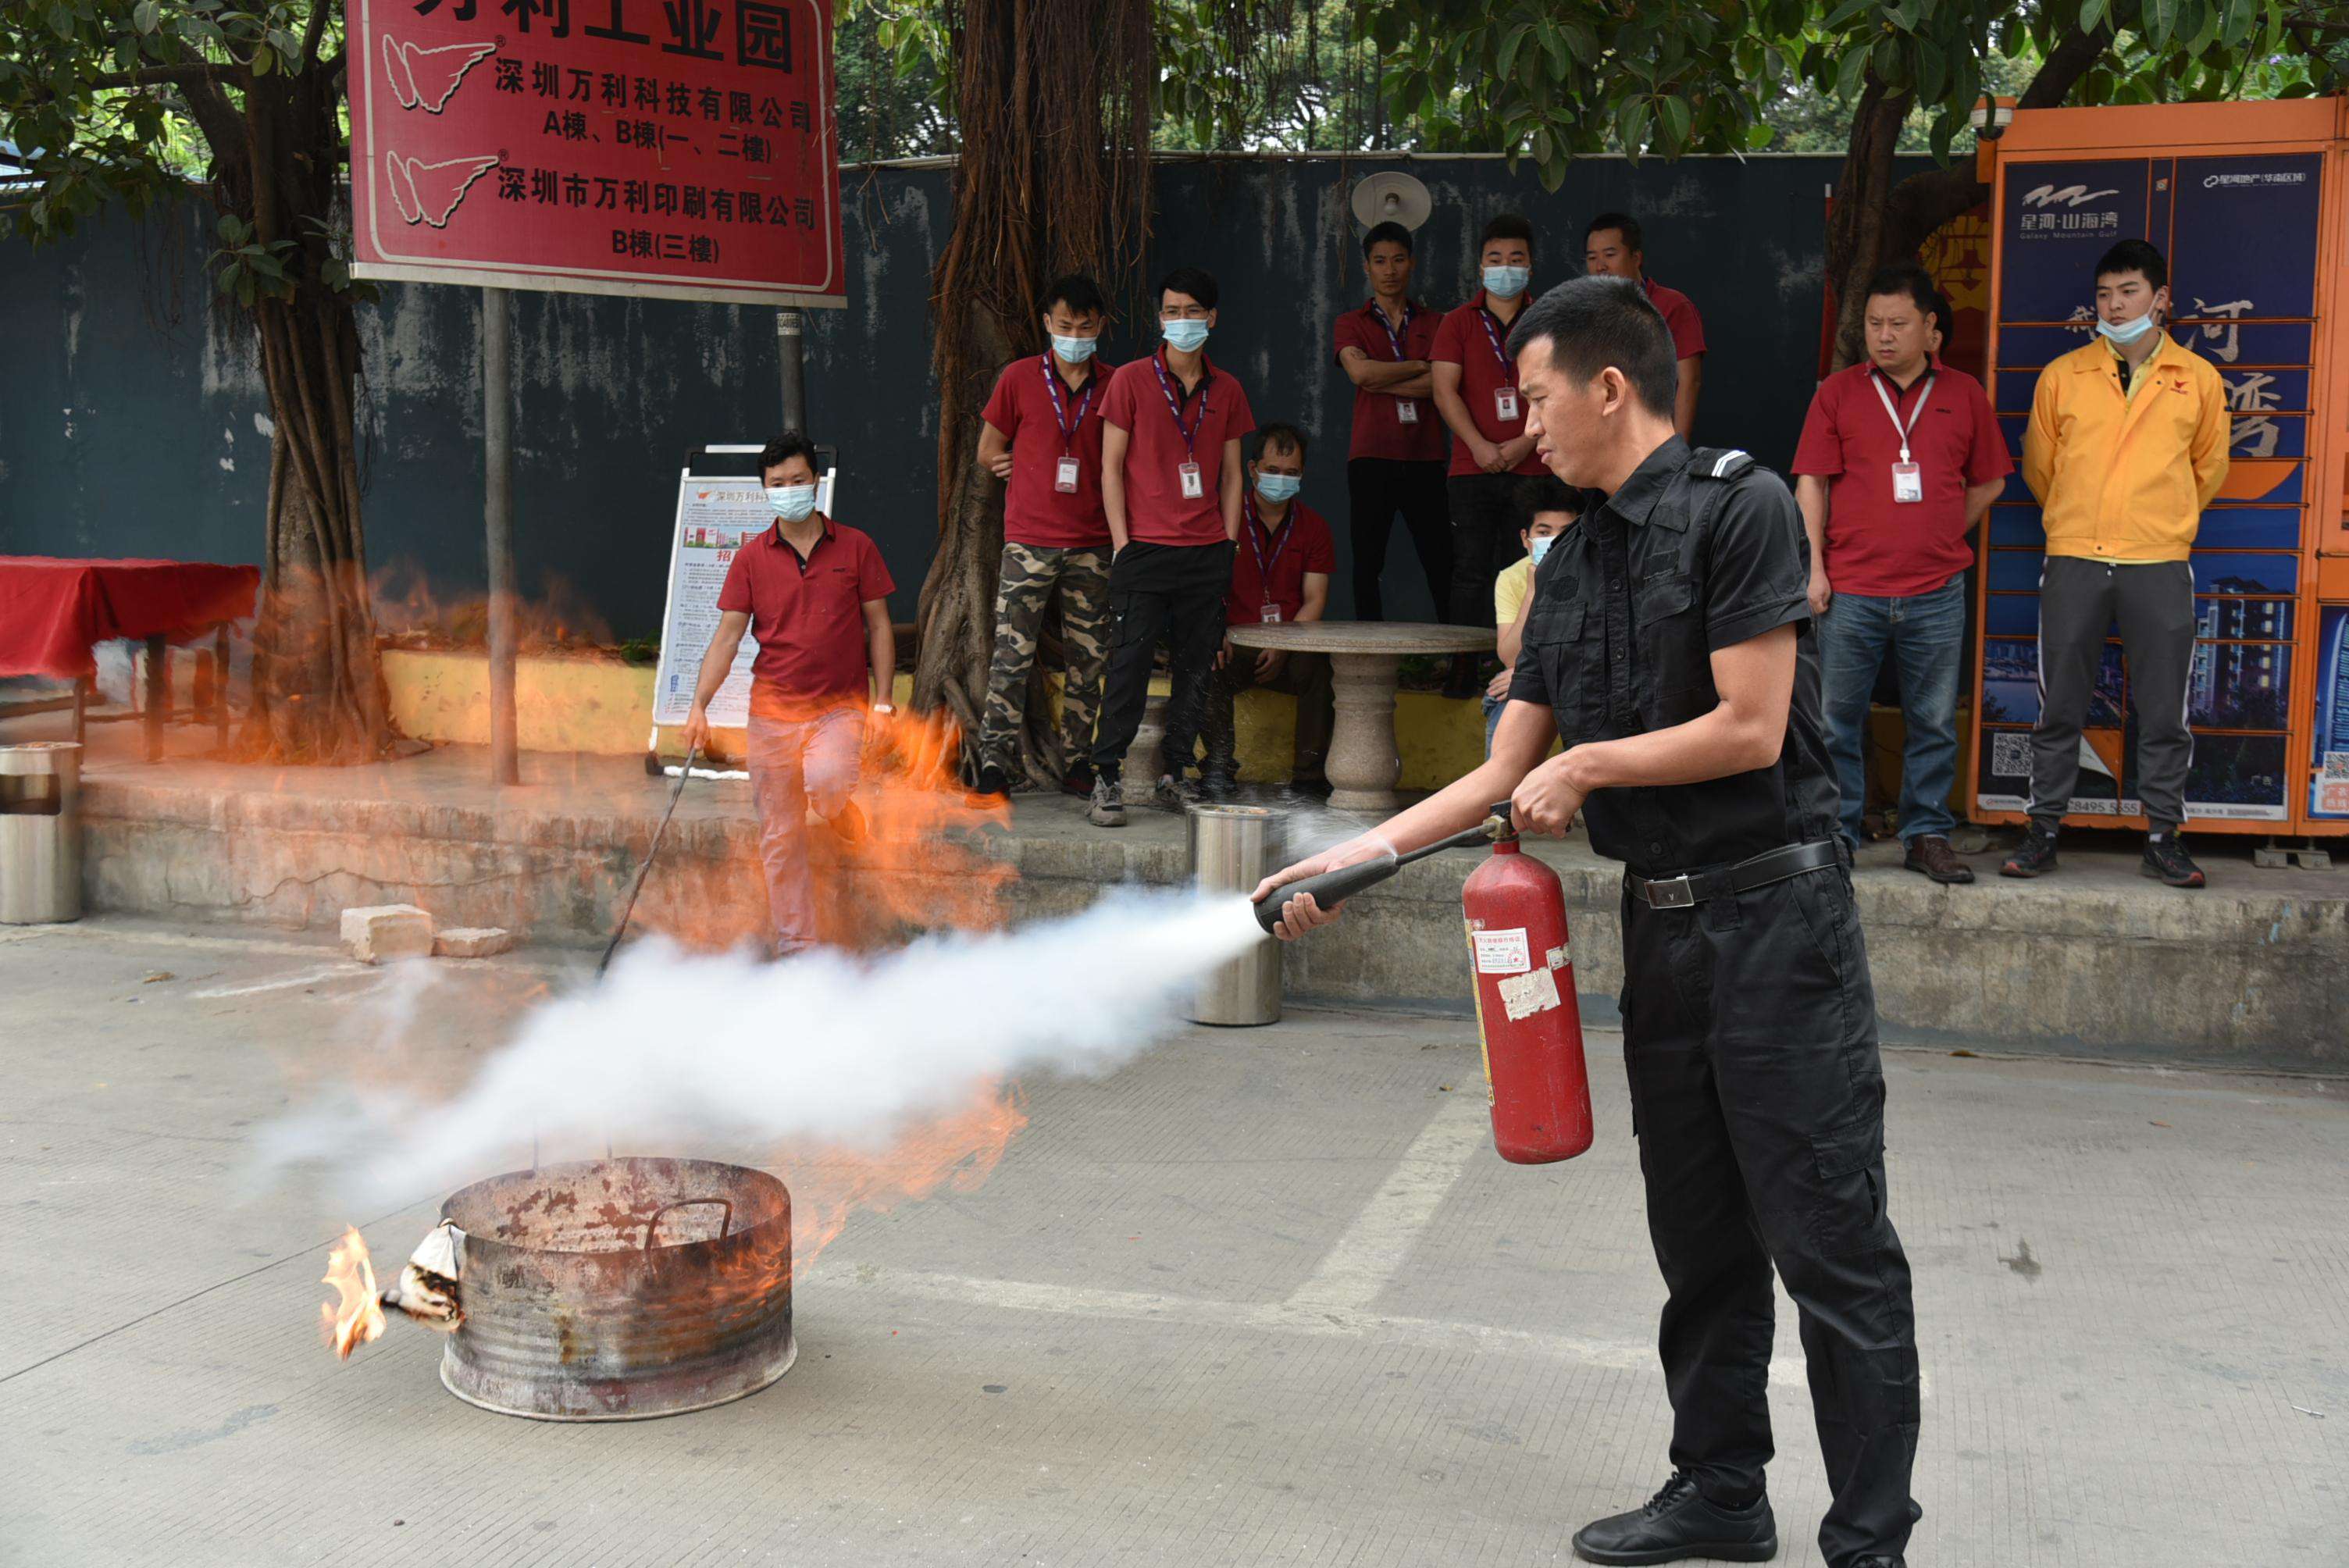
[1185,804,1283,1026]
[0,742,82,925]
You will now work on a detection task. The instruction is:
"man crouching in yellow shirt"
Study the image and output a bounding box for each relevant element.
[2007,237,2229,888]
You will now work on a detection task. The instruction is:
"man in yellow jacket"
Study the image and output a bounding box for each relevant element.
[2006,238,2229,888]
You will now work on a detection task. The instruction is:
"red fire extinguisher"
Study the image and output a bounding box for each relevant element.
[1462,817,1593,1165]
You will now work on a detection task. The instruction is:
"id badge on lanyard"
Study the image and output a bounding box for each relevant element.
[1260,603,1283,624]
[1873,371,1934,505]
[1056,456,1081,494]
[1477,306,1520,425]
[1376,303,1422,426]
[1043,356,1094,497]
[1493,386,1520,422]
[1179,461,1204,500]
[1396,398,1420,424]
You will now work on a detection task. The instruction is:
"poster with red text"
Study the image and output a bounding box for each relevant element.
[347,0,843,307]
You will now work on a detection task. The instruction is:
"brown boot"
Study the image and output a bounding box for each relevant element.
[1903,834,1975,884]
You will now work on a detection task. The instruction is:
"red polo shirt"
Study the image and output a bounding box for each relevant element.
[1791,358,2012,598]
[715,514,895,706]
[1642,276,1706,361]
[1431,292,1547,479]
[1102,350,1256,546]
[1332,298,1447,464]
[1226,494,1337,625]
[980,354,1117,550]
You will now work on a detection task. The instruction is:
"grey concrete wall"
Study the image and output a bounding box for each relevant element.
[1,154,1924,633]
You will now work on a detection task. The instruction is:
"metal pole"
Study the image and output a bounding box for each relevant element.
[483,287,520,786]
[775,307,806,435]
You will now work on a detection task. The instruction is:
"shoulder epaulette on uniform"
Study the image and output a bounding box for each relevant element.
[1688,447,1754,480]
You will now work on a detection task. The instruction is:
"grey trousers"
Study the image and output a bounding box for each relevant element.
[2030,555,2197,833]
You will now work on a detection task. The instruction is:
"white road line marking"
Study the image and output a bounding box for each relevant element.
[1287,1089,1489,1312]
[191,964,383,999]
[825,1263,1827,1390]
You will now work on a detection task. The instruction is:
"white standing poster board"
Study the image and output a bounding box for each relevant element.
[647,445,837,777]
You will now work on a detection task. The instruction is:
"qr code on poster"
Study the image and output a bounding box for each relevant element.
[2323,751,2349,781]
[1991,732,2033,779]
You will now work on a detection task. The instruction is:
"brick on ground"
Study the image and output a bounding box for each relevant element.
[339,903,434,964]
[433,926,515,959]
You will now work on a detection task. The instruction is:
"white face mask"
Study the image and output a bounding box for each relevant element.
[767,483,818,521]
[1528,534,1556,567]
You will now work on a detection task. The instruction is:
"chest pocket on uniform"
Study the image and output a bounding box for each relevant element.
[1632,573,1715,725]
[1525,600,1592,738]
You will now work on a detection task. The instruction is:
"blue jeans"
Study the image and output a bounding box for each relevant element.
[1816,576,1964,848]
[1481,692,1505,754]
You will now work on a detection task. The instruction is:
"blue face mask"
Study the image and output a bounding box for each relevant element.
[1482,265,1531,300]
[1528,534,1556,568]
[1255,472,1302,504]
[767,483,818,522]
[1050,333,1098,362]
[2097,310,2157,346]
[1160,318,1211,352]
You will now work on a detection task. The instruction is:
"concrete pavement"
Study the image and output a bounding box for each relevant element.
[2,915,2344,1566]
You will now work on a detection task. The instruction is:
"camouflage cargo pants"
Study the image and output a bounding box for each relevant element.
[978,540,1111,780]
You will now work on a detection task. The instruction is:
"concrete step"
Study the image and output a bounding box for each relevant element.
[59,739,2349,1073]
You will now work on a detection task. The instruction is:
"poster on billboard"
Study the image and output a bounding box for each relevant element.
[346,0,843,308]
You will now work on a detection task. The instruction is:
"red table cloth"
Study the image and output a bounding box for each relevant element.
[0,557,261,679]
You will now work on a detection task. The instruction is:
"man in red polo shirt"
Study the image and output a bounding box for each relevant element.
[1201,423,1336,796]
[1584,212,1706,439]
[1792,263,2010,882]
[971,274,1116,801]
[683,431,896,956]
[1335,220,1450,622]
[1090,265,1256,826]
[1432,212,1546,674]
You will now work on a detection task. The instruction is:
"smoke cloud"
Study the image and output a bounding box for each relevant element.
[259,889,1270,1206]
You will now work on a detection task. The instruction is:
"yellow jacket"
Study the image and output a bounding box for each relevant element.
[2020,334,2230,561]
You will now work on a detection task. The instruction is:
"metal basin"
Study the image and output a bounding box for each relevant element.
[439,1156,796,1421]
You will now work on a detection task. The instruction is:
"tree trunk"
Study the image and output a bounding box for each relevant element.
[911,0,1154,786]
[1823,26,2116,372]
[187,48,394,764]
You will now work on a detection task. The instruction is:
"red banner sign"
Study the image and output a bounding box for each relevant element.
[348,0,843,307]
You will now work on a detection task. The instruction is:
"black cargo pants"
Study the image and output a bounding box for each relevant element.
[1617,861,1920,1568]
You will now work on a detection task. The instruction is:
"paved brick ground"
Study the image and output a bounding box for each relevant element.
[2,917,2343,1566]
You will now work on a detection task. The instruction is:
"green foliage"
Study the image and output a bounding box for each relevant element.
[0,0,356,290]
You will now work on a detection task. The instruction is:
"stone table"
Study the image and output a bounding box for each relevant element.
[1225,620,1494,811]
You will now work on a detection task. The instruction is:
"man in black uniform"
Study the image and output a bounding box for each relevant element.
[1255,275,1919,1568]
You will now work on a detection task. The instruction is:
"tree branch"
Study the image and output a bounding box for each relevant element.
[301,0,332,68]
[2016,23,2111,111]
[81,62,241,94]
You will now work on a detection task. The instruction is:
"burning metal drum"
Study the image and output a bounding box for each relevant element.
[437,1156,796,1421]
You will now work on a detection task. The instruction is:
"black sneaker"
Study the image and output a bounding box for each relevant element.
[971,764,1011,803]
[1087,775,1126,828]
[1153,772,1202,810]
[2142,832,2206,888]
[1570,1470,1777,1565]
[1999,825,2058,878]
[1199,766,1239,800]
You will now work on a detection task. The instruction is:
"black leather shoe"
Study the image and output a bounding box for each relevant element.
[1570,1470,1777,1564]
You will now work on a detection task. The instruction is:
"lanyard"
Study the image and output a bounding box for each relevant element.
[1474,304,1514,375]
[1040,355,1096,453]
[1870,370,1935,464]
[1371,299,1417,360]
[1243,491,1294,594]
[1150,348,1212,459]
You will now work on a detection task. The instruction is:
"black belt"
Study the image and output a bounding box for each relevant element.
[1625,839,1845,910]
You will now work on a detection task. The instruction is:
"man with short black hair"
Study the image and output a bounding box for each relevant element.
[1793,262,2010,881]
[1202,422,1336,796]
[685,431,896,958]
[1335,220,1452,622]
[1585,211,1706,438]
[1257,273,1919,1568]
[971,274,1117,801]
[2009,237,2228,887]
[1092,265,1256,825]
[1432,212,1547,669]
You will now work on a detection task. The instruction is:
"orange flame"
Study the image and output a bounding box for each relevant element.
[320,1226,387,1360]
[635,699,1014,954]
[776,1082,1029,1282]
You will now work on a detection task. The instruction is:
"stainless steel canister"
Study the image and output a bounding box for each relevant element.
[1185,803,1283,1026]
[0,742,82,925]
